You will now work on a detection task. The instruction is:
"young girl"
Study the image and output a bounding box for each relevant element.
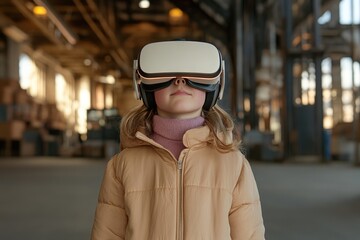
[91,41,265,240]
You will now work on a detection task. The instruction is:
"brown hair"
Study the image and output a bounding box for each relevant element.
[120,104,241,152]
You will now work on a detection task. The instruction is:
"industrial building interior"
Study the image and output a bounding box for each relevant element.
[0,0,360,239]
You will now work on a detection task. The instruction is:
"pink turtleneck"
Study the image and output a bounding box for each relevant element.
[151,115,205,159]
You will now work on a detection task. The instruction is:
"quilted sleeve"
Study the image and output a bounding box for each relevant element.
[91,156,127,240]
[229,157,265,240]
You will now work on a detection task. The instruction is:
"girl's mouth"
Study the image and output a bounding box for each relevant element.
[171,90,190,96]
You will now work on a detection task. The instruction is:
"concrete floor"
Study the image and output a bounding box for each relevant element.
[253,161,360,240]
[0,157,359,240]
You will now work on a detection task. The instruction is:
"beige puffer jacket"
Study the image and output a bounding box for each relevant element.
[91,126,265,240]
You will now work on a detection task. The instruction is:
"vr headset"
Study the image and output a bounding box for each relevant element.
[133,41,225,110]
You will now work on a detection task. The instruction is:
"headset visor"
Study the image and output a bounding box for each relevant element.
[136,41,222,85]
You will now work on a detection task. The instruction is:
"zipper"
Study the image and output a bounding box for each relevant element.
[177,158,184,240]
[135,132,185,239]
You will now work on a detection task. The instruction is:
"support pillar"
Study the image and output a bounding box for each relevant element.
[233,0,245,134]
[313,0,324,160]
[282,0,294,159]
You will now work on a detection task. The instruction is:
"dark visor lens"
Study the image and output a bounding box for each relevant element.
[141,78,219,92]
[185,79,219,92]
[140,80,174,92]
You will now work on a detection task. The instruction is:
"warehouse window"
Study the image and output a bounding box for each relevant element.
[295,58,334,129]
[341,57,360,88]
[340,0,360,24]
[341,57,360,122]
[318,11,331,25]
[300,61,316,105]
[322,58,333,129]
[77,76,91,134]
[55,73,74,123]
[19,54,33,90]
[19,53,45,100]
[95,84,104,109]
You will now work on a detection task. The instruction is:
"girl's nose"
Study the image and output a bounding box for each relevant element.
[174,78,186,85]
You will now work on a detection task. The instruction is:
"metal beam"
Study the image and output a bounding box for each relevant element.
[73,0,131,77]
[170,0,228,44]
[11,0,63,46]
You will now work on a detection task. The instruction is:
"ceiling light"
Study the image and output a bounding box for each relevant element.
[169,8,183,18]
[83,58,92,66]
[139,0,150,9]
[33,5,47,16]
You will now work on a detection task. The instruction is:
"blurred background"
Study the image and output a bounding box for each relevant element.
[0,0,360,239]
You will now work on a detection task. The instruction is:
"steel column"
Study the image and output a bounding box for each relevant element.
[313,0,325,160]
[233,0,245,134]
[282,0,294,159]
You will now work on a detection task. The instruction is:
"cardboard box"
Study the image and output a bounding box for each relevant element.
[0,86,14,104]
[0,79,21,104]
[12,104,30,121]
[0,79,21,89]
[0,120,26,140]
[82,140,104,158]
[0,104,13,121]
[14,89,30,104]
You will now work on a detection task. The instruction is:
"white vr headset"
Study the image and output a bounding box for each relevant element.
[133,41,225,110]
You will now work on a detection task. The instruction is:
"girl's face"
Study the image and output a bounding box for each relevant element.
[154,78,206,119]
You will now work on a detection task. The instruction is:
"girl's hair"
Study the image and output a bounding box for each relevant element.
[120,104,241,152]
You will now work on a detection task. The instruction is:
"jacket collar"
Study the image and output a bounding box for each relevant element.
[131,126,211,149]
[182,126,210,148]
[122,125,232,150]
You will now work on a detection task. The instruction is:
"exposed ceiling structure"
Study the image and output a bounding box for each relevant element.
[0,0,235,80]
[0,0,352,82]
